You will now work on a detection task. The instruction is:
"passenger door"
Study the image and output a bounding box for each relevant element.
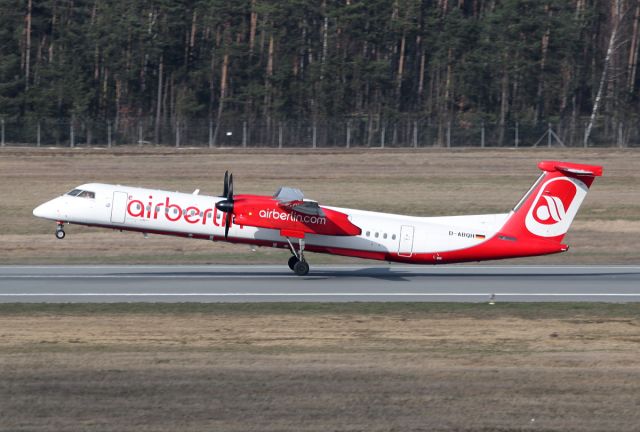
[111,191,128,224]
[398,225,415,257]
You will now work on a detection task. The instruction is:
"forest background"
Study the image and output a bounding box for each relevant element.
[1,0,639,147]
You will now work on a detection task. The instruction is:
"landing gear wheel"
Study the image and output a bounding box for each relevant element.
[293,260,310,276]
[288,256,299,270]
[55,229,65,240]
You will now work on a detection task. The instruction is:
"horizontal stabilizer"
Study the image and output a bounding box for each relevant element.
[538,161,603,177]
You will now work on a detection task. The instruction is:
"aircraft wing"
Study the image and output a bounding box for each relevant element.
[274,187,326,216]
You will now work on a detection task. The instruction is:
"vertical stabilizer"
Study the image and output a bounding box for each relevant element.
[499,161,603,243]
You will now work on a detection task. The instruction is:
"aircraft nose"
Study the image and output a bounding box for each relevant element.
[33,200,57,219]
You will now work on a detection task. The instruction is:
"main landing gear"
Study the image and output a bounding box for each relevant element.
[286,238,310,276]
[55,223,65,240]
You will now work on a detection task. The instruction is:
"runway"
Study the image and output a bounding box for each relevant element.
[0,265,639,302]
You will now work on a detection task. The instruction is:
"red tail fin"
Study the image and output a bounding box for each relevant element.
[499,161,603,243]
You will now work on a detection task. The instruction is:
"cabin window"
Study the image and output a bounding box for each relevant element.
[366,231,370,237]
[375,232,379,238]
[392,234,397,240]
[383,233,387,239]
[136,203,141,210]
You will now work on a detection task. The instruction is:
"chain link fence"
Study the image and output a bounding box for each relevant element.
[1,116,638,148]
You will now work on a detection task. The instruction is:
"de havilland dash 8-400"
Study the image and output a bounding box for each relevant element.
[33,161,602,276]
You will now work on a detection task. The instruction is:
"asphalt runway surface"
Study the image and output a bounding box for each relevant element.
[0,265,639,302]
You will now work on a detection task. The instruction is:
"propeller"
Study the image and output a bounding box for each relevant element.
[216,172,234,239]
[222,171,229,197]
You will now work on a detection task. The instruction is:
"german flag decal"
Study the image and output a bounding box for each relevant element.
[476,234,486,239]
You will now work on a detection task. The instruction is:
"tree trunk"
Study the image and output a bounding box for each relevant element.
[396,33,406,108]
[25,0,32,90]
[320,0,328,81]
[249,0,257,56]
[498,64,509,146]
[535,12,550,123]
[213,52,229,146]
[263,33,274,118]
[627,2,640,92]
[154,55,164,144]
[585,4,619,146]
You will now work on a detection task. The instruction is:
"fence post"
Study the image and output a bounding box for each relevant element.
[138,123,143,146]
[346,122,351,148]
[618,121,623,148]
[278,123,283,149]
[242,121,247,147]
[37,121,41,147]
[107,121,112,148]
[446,121,451,148]
[515,121,519,147]
[208,120,213,148]
[175,122,180,148]
[312,123,317,149]
[381,126,385,148]
[1,118,4,147]
[413,120,418,148]
[481,122,485,148]
[70,116,75,148]
[547,123,552,147]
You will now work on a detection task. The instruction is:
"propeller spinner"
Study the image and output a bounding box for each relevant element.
[216,172,234,238]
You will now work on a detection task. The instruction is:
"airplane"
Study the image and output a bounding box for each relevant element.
[33,160,602,275]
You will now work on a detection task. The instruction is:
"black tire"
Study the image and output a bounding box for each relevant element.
[55,229,65,240]
[293,260,310,276]
[288,256,299,270]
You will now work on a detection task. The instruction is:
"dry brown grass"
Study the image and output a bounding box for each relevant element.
[1,308,640,431]
[1,147,639,264]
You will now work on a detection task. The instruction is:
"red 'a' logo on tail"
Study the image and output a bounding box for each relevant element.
[525,177,585,238]
[531,182,577,225]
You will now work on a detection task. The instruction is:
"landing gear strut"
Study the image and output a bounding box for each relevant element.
[55,223,65,240]
[286,238,309,276]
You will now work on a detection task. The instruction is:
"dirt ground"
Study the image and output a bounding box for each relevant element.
[1,304,639,431]
[1,147,638,264]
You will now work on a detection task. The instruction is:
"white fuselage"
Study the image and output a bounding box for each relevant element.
[33,183,509,263]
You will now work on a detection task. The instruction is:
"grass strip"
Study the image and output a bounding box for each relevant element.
[0,302,638,319]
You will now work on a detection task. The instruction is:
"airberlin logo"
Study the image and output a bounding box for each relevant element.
[259,209,327,225]
[126,195,240,228]
[524,177,586,237]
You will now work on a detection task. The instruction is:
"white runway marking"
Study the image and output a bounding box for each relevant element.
[1,293,639,297]
[0,275,316,279]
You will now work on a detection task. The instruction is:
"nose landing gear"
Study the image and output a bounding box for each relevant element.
[286,237,310,276]
[55,223,65,240]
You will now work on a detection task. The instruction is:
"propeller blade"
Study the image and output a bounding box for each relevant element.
[228,173,234,200]
[223,171,229,197]
[224,212,232,238]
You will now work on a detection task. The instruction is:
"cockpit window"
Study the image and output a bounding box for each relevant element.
[66,189,95,199]
[66,189,82,196]
[77,190,95,199]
